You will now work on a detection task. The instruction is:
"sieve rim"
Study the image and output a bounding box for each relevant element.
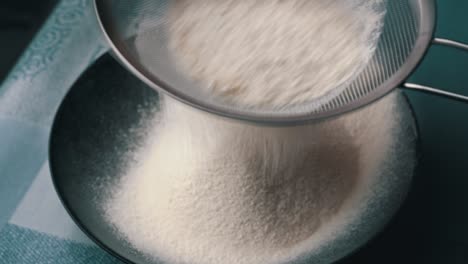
[94,0,436,125]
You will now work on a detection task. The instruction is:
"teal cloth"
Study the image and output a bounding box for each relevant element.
[0,0,115,263]
[0,224,116,264]
[0,0,467,263]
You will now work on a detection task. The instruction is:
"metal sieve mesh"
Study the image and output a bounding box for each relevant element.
[94,0,436,124]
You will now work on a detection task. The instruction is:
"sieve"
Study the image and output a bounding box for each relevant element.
[93,0,468,125]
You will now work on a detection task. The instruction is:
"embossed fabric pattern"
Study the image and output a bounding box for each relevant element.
[0,0,114,263]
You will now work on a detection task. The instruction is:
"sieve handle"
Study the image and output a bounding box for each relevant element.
[402,83,468,103]
[402,38,468,103]
[433,38,468,52]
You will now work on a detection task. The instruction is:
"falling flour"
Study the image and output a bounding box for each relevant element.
[168,0,385,108]
[101,1,416,264]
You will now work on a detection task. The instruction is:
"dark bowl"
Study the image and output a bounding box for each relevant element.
[49,54,159,264]
[50,53,419,264]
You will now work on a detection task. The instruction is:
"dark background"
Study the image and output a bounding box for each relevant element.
[0,1,467,263]
[0,0,58,82]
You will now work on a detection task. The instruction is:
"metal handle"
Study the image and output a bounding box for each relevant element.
[433,38,468,51]
[403,38,468,102]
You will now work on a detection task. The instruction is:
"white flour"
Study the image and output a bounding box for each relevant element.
[102,92,415,264]
[101,1,414,264]
[168,0,385,108]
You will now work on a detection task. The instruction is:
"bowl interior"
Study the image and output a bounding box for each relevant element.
[50,53,419,264]
[50,54,159,264]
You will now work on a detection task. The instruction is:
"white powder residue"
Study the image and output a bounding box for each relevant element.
[168,0,385,109]
[102,90,416,264]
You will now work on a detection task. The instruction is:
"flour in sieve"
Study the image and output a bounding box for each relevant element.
[167,0,386,109]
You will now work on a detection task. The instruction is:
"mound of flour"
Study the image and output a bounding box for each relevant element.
[168,0,385,108]
[103,91,416,264]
